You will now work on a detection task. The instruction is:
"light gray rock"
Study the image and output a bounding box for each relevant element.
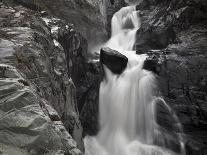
[0,2,83,154]
[5,0,108,51]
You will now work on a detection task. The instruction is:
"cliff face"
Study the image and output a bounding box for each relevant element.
[7,0,108,52]
[0,1,84,154]
[134,1,207,154]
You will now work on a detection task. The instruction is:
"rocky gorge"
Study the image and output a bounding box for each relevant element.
[0,0,207,155]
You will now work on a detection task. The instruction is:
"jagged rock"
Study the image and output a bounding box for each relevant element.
[58,24,88,88]
[143,57,160,74]
[0,2,83,154]
[154,23,207,155]
[0,64,81,155]
[100,47,128,74]
[5,0,108,51]
[57,19,99,138]
[100,0,127,36]
[135,24,176,51]
[79,61,102,136]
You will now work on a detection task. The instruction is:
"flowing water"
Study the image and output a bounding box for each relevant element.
[84,6,185,155]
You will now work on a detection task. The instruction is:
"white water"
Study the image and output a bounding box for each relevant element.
[84,6,185,155]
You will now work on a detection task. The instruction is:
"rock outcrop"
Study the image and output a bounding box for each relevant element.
[100,0,127,36]
[80,61,102,136]
[100,47,128,74]
[5,0,108,51]
[0,1,84,154]
[135,0,207,154]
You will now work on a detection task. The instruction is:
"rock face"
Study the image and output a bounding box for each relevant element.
[100,0,127,36]
[134,0,207,154]
[80,61,102,136]
[158,27,207,154]
[100,47,128,74]
[5,0,108,51]
[143,57,160,74]
[0,1,83,154]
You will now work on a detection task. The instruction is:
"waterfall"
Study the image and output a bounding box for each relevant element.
[84,5,185,155]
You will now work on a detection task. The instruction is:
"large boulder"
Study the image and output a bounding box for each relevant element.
[100,47,128,74]
[78,48,129,136]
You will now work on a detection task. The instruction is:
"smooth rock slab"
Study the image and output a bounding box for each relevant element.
[100,47,128,74]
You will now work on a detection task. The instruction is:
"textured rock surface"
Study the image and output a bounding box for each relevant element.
[0,1,83,154]
[134,0,207,154]
[5,0,108,51]
[100,0,127,36]
[80,61,103,136]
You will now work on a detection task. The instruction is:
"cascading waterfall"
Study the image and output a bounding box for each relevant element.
[84,5,185,155]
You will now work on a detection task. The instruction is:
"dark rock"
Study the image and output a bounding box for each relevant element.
[133,0,207,154]
[79,61,103,136]
[100,47,128,74]
[135,24,176,51]
[57,21,101,138]
[58,25,88,87]
[154,98,184,153]
[143,57,159,74]
[136,0,150,10]
[185,140,207,155]
[156,25,207,154]
[80,79,100,136]
[100,0,127,36]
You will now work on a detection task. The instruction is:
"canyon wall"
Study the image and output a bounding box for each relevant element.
[0,1,88,154]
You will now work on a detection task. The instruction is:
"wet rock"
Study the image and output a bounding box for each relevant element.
[73,60,103,136]
[100,47,128,74]
[57,19,99,138]
[143,57,159,74]
[100,0,127,36]
[157,25,207,154]
[154,98,184,153]
[80,62,101,136]
[185,140,207,155]
[58,24,88,87]
[136,25,176,50]
[132,0,207,154]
